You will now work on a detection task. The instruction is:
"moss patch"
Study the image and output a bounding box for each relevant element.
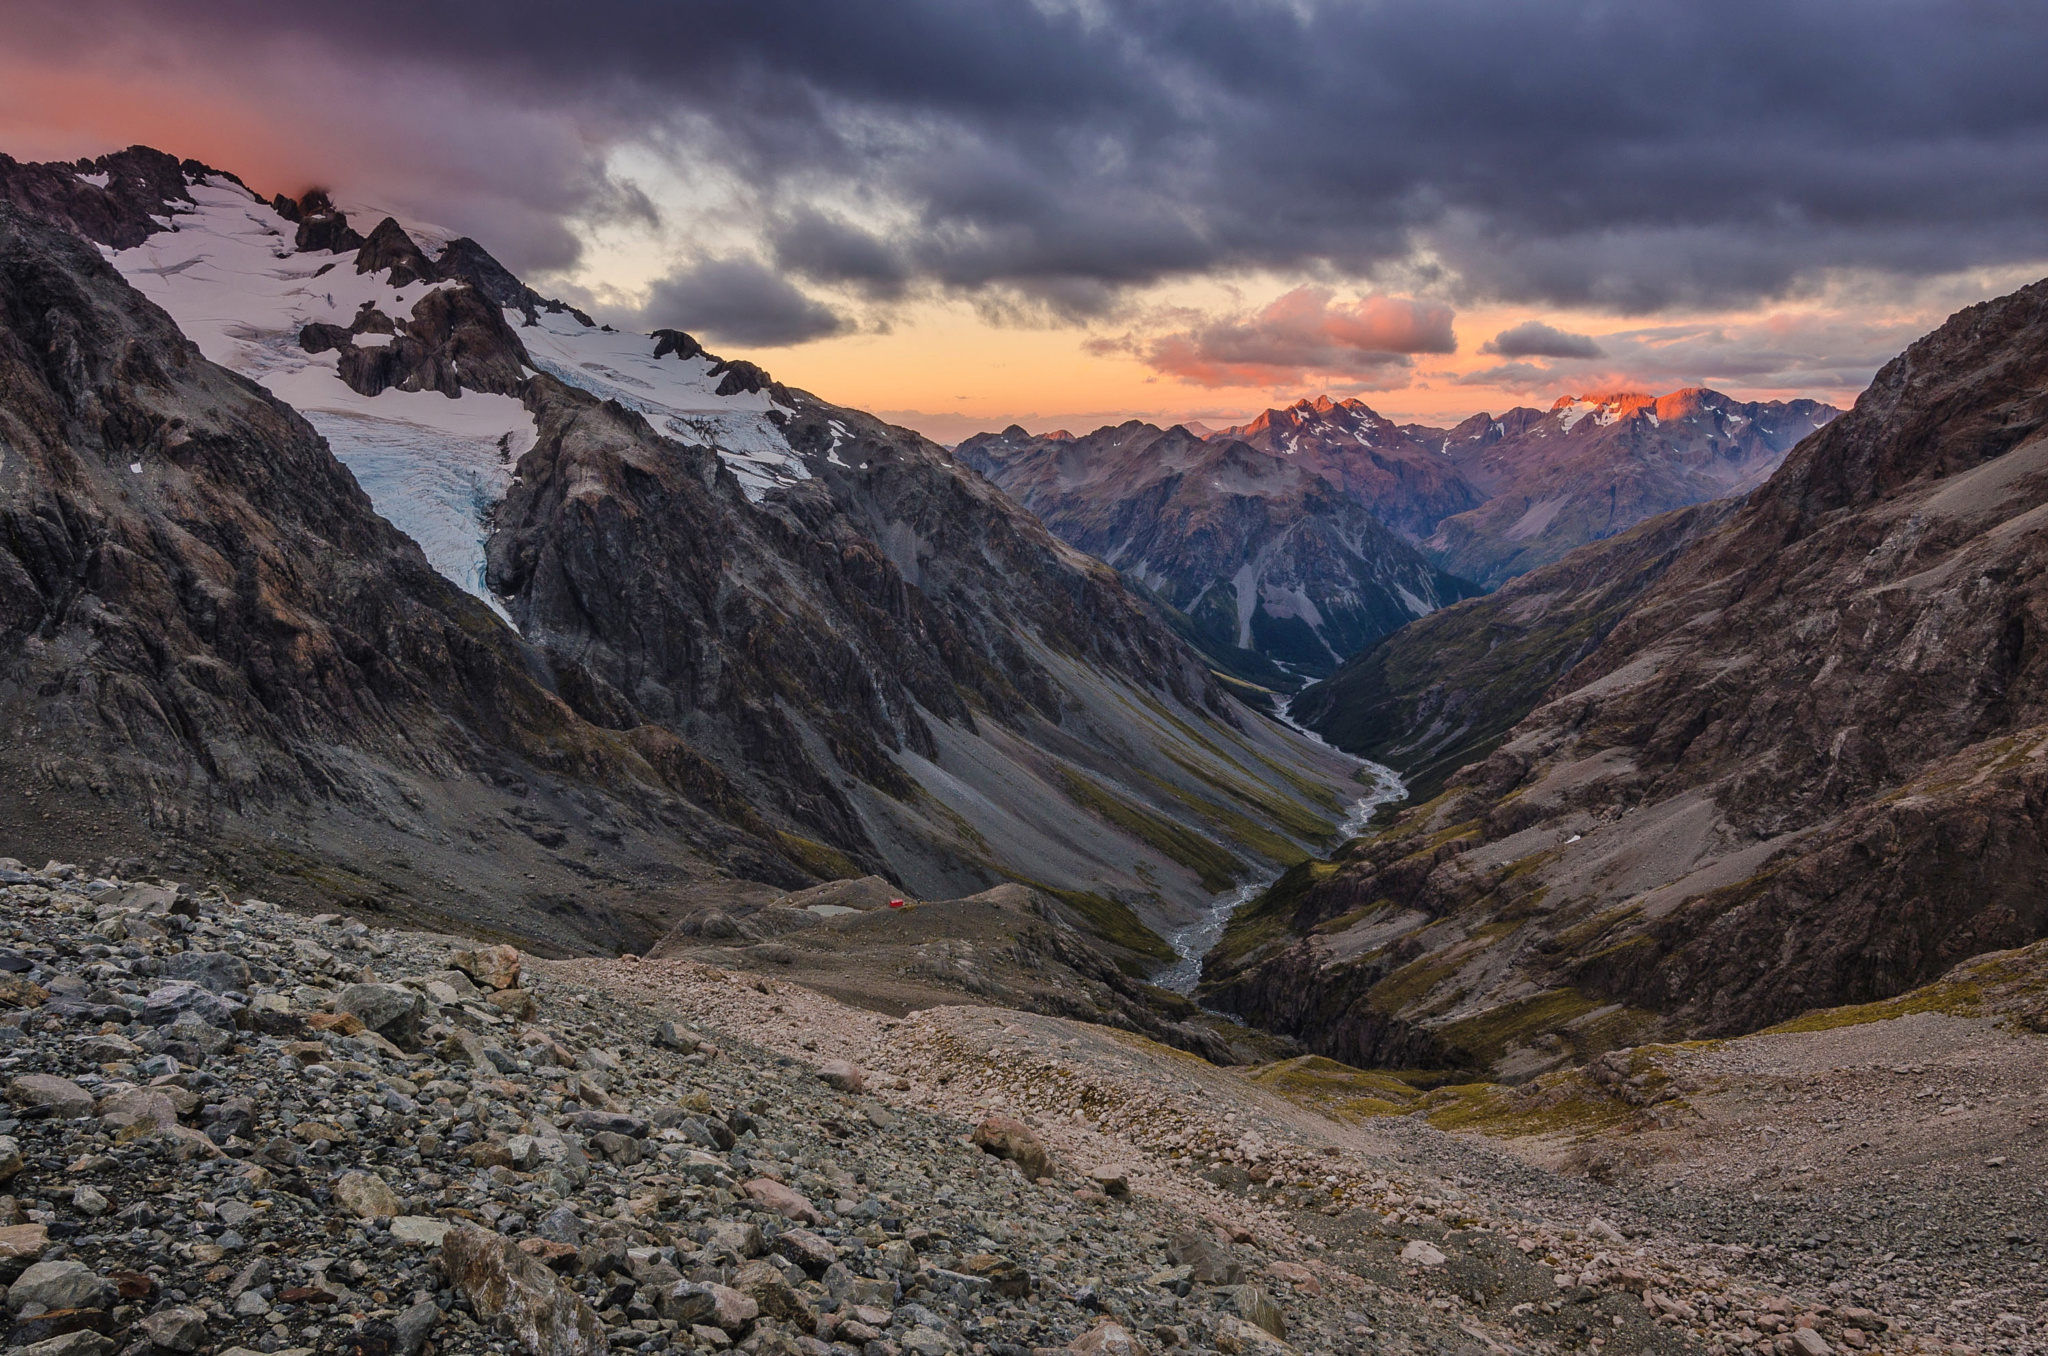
[1761,979,1986,1034]
[1437,987,1601,1067]
[775,832,864,882]
[1027,881,1177,963]
[1055,768,1245,893]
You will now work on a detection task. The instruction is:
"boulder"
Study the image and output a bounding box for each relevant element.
[134,1307,207,1353]
[164,951,252,995]
[8,1262,116,1313]
[1087,1164,1132,1197]
[450,945,521,991]
[705,1221,766,1259]
[774,1228,838,1275]
[440,1224,606,1356]
[5,1075,93,1119]
[139,981,236,1029]
[332,1171,402,1220]
[971,1114,1053,1181]
[1166,1230,1243,1286]
[1070,1321,1151,1355]
[733,1259,815,1327]
[390,1217,453,1248]
[742,1178,823,1225]
[0,1135,21,1181]
[12,1335,113,1356]
[1399,1239,1446,1268]
[95,1088,178,1134]
[393,1299,442,1356]
[816,1060,864,1094]
[1229,1285,1286,1339]
[334,984,425,1051]
[0,1225,50,1260]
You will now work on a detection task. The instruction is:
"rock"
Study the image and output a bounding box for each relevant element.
[774,1228,838,1275]
[743,1178,824,1224]
[69,1185,107,1216]
[1400,1240,1447,1268]
[662,1282,756,1332]
[440,1224,607,1356]
[489,988,538,1020]
[1791,1331,1832,1356]
[334,984,425,1051]
[960,1253,1030,1298]
[567,1110,648,1139]
[706,1221,766,1259]
[1586,1217,1626,1244]
[1166,1230,1242,1286]
[390,1216,454,1247]
[332,1170,402,1220]
[0,977,47,1009]
[1087,1164,1132,1197]
[1070,1320,1151,1355]
[1263,1261,1320,1296]
[393,1299,442,1356]
[653,1022,700,1053]
[816,1060,864,1093]
[95,1087,178,1133]
[734,1258,815,1326]
[0,1136,21,1182]
[5,1075,93,1119]
[0,1224,48,1260]
[139,981,236,1029]
[970,1115,1053,1180]
[12,1334,113,1356]
[8,1262,116,1312]
[450,945,522,991]
[164,950,252,994]
[134,1307,208,1352]
[1229,1286,1286,1339]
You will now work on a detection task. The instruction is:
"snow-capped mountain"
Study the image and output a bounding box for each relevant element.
[0,145,1360,951]
[1211,395,1486,541]
[958,421,1481,681]
[1420,388,1838,586]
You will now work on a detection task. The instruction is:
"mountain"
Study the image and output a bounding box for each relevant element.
[1199,276,2048,1079]
[0,146,1362,958]
[1212,395,1487,540]
[958,420,1481,680]
[1288,499,1739,803]
[1422,388,1838,587]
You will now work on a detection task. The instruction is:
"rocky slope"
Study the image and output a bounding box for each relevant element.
[1423,390,1836,587]
[0,146,1360,957]
[1288,502,1738,804]
[1200,277,2048,1081]
[958,423,1479,680]
[5,851,2015,1356]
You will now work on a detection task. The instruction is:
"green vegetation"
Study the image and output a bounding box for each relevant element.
[1761,979,1985,1034]
[1027,881,1177,963]
[1054,767,1246,892]
[775,832,864,882]
[1436,987,1599,1066]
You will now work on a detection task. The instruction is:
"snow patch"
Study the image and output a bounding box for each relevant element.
[75,172,110,189]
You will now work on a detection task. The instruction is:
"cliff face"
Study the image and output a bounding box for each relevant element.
[1204,279,2048,1077]
[0,148,1363,955]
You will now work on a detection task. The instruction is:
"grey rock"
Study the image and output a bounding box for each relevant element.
[164,950,252,994]
[8,1260,116,1311]
[334,984,425,1051]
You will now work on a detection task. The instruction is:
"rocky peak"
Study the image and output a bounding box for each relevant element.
[355,216,439,288]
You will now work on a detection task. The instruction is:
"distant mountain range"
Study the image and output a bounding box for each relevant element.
[961,388,1838,680]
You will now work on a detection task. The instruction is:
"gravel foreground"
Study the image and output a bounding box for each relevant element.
[0,858,2027,1356]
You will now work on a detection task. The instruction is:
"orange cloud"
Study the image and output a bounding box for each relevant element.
[1108,288,1456,388]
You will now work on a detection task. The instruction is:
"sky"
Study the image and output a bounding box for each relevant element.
[6,1,2048,443]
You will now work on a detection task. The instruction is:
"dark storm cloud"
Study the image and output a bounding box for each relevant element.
[1483,322,1602,360]
[642,257,848,347]
[12,0,2048,310]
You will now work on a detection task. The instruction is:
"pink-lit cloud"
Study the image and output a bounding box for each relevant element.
[1101,288,1457,388]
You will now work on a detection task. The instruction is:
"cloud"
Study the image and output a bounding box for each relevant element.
[1118,288,1456,387]
[7,0,2048,325]
[639,256,847,347]
[1482,321,1602,359]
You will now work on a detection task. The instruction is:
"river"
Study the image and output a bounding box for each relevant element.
[1153,695,1406,994]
